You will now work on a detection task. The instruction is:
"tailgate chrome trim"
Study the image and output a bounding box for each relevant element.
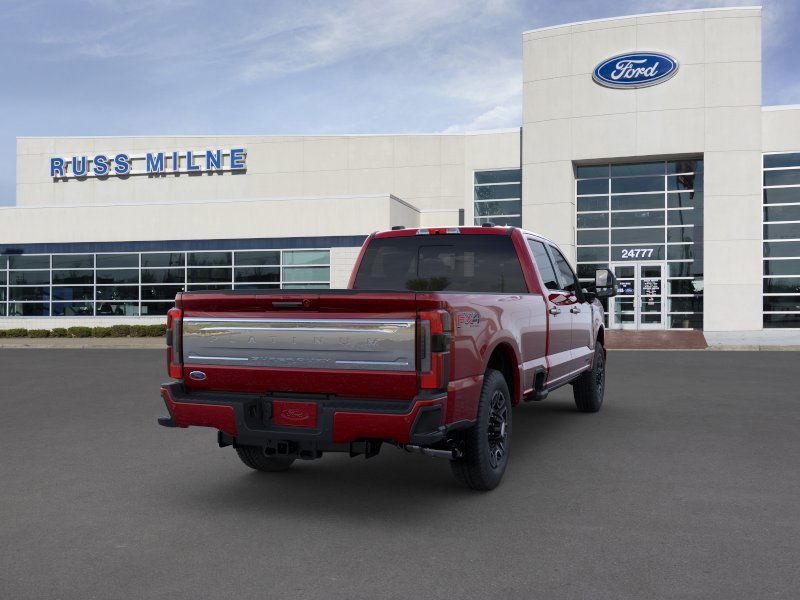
[182,317,416,371]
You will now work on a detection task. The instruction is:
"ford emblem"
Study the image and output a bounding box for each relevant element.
[189,370,207,381]
[593,52,678,89]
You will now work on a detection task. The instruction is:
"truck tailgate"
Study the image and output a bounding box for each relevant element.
[176,291,435,400]
[182,317,415,371]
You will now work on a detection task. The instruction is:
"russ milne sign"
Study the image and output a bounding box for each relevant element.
[593,52,678,89]
[50,148,246,179]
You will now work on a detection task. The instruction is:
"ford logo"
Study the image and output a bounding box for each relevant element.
[188,370,207,381]
[281,408,307,420]
[593,52,678,89]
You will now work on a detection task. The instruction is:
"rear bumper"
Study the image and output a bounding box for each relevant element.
[158,382,460,450]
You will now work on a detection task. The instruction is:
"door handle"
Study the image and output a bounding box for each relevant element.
[549,307,561,315]
[570,306,581,314]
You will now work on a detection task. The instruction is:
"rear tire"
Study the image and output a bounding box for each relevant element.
[450,369,512,491]
[235,445,295,472]
[573,343,605,413]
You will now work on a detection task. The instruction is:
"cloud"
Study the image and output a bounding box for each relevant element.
[442,103,521,133]
[236,0,476,82]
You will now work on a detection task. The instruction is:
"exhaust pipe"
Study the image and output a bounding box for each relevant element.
[403,445,461,460]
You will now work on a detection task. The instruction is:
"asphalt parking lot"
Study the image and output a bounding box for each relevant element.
[1,349,798,599]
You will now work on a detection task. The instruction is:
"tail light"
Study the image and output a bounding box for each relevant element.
[417,309,451,391]
[166,307,183,379]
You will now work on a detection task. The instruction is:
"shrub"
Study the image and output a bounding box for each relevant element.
[50,328,69,338]
[109,324,132,337]
[91,327,113,338]
[129,325,149,337]
[28,329,51,338]
[146,324,166,337]
[4,328,28,338]
[67,326,93,338]
[0,330,6,338]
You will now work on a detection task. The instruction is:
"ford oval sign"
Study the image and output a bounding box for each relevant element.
[593,52,678,89]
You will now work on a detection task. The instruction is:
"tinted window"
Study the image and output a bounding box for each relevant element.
[474,184,521,200]
[474,170,521,184]
[550,247,579,293]
[577,197,608,212]
[527,240,559,290]
[234,251,279,266]
[188,252,232,266]
[577,179,608,195]
[9,255,49,269]
[575,165,608,178]
[764,153,800,168]
[141,253,185,268]
[353,235,527,293]
[52,254,93,269]
[96,254,137,268]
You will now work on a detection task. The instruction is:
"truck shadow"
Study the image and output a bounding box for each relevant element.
[177,395,584,522]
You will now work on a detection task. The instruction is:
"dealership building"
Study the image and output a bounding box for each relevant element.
[2,6,799,337]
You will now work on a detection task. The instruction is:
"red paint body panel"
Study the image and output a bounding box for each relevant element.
[332,399,443,444]
[161,387,237,436]
[181,364,419,400]
[272,401,318,428]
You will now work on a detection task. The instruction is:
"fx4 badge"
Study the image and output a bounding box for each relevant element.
[456,311,480,328]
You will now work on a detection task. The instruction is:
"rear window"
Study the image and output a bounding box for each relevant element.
[353,234,528,293]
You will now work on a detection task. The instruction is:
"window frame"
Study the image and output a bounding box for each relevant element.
[526,238,560,292]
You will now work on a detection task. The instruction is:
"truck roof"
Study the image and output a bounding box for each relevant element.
[373,225,556,245]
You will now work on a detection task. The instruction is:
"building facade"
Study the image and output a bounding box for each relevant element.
[2,6,799,334]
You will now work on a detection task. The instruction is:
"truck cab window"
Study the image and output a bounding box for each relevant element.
[527,239,560,290]
[549,246,580,294]
[354,235,527,293]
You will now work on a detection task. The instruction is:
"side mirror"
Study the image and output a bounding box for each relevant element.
[594,268,617,298]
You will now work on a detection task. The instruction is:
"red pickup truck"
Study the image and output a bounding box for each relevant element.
[158,226,616,490]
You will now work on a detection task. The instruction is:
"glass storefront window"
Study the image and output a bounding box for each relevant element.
[576,158,704,330]
[96,302,139,316]
[0,248,331,318]
[52,302,93,316]
[9,255,49,269]
[10,271,50,285]
[234,251,279,266]
[52,270,93,284]
[8,303,49,316]
[234,267,280,282]
[282,266,329,282]
[96,269,138,284]
[187,267,232,283]
[96,254,137,268]
[141,285,184,301]
[52,286,94,301]
[141,268,184,284]
[52,254,93,269]
[577,213,609,228]
[141,253,185,268]
[10,287,50,301]
[764,152,800,328]
[283,250,329,266]
[474,169,522,227]
[188,251,232,266]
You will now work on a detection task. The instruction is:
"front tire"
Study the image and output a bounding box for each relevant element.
[235,445,295,472]
[573,343,606,413]
[450,369,512,491]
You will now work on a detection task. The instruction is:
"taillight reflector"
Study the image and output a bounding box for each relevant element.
[166,307,183,379]
[418,309,451,390]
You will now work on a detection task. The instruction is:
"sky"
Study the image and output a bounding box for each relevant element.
[1,0,798,206]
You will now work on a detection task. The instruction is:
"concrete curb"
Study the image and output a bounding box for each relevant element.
[707,345,800,351]
[0,338,165,349]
